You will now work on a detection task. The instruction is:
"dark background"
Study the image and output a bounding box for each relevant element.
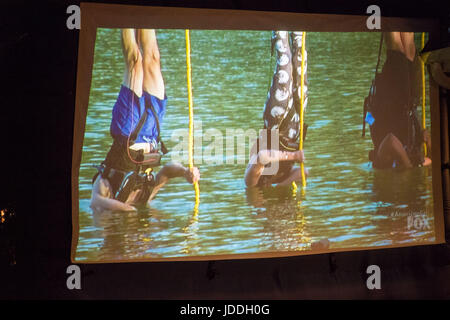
[1,0,450,300]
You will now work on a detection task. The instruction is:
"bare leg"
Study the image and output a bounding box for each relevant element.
[400,32,416,62]
[385,32,415,62]
[375,133,413,168]
[138,29,165,100]
[121,29,143,97]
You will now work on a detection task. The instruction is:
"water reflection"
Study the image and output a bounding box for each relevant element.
[246,186,312,252]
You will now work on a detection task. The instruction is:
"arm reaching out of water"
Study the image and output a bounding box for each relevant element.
[91,175,137,212]
[245,142,305,187]
[147,162,200,203]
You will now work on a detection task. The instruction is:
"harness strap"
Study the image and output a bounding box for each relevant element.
[92,164,127,197]
[128,98,168,154]
[129,98,148,144]
[92,164,155,203]
[147,99,168,154]
[362,33,384,137]
[375,32,384,75]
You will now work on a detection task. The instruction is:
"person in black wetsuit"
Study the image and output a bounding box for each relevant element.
[245,31,308,187]
[369,32,431,169]
[90,29,200,212]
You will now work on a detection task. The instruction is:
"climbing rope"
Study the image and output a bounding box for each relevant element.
[421,32,427,157]
[293,31,307,191]
[185,29,200,213]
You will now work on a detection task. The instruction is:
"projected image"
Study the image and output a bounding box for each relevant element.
[74,28,435,262]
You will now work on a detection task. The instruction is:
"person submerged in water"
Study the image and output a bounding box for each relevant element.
[368,32,432,169]
[91,29,200,212]
[245,31,308,187]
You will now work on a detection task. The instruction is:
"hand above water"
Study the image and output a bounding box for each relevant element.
[295,150,305,163]
[185,166,200,184]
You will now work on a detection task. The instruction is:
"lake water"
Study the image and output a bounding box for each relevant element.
[75,29,435,262]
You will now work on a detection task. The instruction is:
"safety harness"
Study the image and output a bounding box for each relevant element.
[362,33,424,167]
[93,97,169,204]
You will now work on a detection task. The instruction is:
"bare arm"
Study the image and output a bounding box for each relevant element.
[245,140,305,187]
[90,176,137,212]
[121,29,144,97]
[375,133,413,168]
[147,162,200,203]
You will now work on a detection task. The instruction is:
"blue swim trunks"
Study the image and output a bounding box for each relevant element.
[110,85,167,145]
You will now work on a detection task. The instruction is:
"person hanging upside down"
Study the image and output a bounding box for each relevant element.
[91,29,200,212]
[367,32,431,169]
[245,31,308,187]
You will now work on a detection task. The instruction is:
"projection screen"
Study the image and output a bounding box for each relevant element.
[71,4,445,262]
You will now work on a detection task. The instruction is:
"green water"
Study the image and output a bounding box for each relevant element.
[75,29,435,262]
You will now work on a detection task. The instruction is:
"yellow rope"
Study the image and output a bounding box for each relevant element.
[293,31,307,191]
[421,32,427,157]
[299,32,307,188]
[185,29,200,213]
